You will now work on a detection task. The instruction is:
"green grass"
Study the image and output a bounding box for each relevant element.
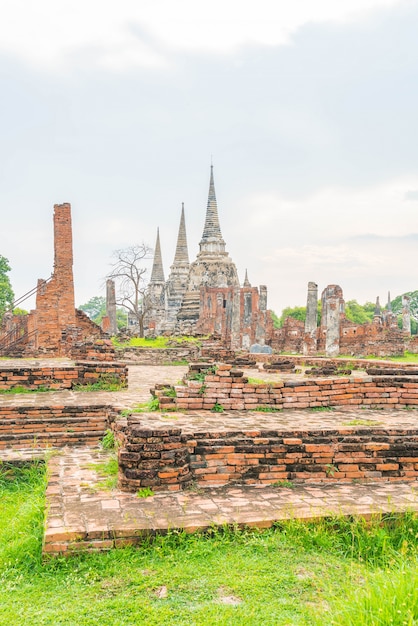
[86,455,119,490]
[74,375,125,392]
[0,461,47,571]
[113,336,205,349]
[310,406,335,412]
[101,429,117,450]
[1,464,418,625]
[247,377,274,385]
[0,385,53,395]
[387,351,418,363]
[253,406,282,412]
[344,419,383,426]
[137,487,155,498]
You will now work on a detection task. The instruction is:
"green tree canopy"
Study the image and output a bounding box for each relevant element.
[79,296,106,321]
[344,300,375,325]
[274,306,307,328]
[0,255,14,323]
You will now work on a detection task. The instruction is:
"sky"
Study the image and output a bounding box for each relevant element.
[1,0,418,316]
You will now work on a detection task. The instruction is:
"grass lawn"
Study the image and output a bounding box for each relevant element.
[0,463,417,625]
[113,336,204,349]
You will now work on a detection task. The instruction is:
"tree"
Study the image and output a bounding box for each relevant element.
[0,255,14,323]
[274,303,321,328]
[344,300,375,325]
[79,296,106,321]
[106,243,153,337]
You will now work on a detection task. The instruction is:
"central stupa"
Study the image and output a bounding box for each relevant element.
[176,166,240,322]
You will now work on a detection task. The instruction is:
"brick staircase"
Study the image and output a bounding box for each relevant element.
[0,405,112,450]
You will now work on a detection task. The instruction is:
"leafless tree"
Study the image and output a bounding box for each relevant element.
[107,243,153,337]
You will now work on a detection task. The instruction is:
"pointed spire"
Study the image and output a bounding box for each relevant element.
[173,203,189,265]
[150,228,165,283]
[387,291,392,311]
[374,296,381,317]
[243,269,251,287]
[200,165,225,244]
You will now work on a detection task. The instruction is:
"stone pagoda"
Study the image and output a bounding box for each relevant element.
[164,204,190,331]
[176,165,240,327]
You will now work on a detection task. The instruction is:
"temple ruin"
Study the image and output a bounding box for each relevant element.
[274,281,410,357]
[144,166,274,348]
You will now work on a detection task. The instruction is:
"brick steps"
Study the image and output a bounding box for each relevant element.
[0,405,112,449]
[0,432,105,449]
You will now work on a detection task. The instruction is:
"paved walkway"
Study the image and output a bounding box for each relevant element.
[0,364,189,408]
[43,447,418,555]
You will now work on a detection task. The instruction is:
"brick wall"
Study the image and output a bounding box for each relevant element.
[116,418,418,491]
[0,361,127,391]
[0,405,114,449]
[273,313,406,357]
[115,346,199,365]
[152,364,418,411]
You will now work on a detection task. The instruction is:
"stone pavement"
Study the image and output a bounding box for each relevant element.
[0,363,189,408]
[43,447,418,555]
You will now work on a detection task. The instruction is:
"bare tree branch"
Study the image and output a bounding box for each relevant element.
[106,243,153,337]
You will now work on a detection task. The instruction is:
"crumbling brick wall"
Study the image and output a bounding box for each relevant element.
[34,203,77,354]
[195,285,274,350]
[0,361,127,391]
[116,418,418,491]
[152,363,418,411]
[0,204,104,357]
[272,317,305,353]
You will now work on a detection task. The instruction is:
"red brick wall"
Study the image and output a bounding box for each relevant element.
[0,405,114,449]
[0,362,127,391]
[153,364,418,411]
[116,419,418,491]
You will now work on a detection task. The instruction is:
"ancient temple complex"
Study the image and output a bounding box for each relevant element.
[144,167,273,348]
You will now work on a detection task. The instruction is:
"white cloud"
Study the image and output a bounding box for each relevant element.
[0,0,406,70]
[240,175,418,242]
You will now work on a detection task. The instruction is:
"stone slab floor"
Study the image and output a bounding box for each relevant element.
[43,447,418,555]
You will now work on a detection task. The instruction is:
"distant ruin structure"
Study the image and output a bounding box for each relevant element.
[403,295,412,335]
[102,279,117,336]
[0,203,104,357]
[320,284,344,357]
[277,281,409,357]
[144,167,274,348]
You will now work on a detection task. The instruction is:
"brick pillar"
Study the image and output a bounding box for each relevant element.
[35,203,76,353]
[321,285,343,357]
[106,279,117,335]
[402,295,411,335]
[53,203,76,328]
[303,281,318,355]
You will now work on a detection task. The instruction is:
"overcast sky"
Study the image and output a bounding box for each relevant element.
[1,0,417,315]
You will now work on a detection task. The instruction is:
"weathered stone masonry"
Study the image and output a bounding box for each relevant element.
[152,364,418,411]
[0,361,127,392]
[0,405,115,449]
[116,418,418,492]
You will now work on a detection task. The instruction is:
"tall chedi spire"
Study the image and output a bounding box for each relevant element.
[144,228,166,336]
[199,166,226,254]
[150,228,165,283]
[164,204,191,331]
[176,165,239,325]
[173,203,189,265]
